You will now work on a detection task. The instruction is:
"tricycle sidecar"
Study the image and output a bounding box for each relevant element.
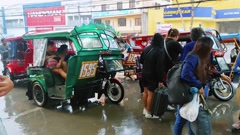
[24,23,124,108]
[4,36,33,81]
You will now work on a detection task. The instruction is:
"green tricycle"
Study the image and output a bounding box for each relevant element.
[24,23,125,109]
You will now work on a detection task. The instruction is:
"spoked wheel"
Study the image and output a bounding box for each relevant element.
[212,80,234,101]
[5,69,14,81]
[105,80,124,104]
[32,82,48,107]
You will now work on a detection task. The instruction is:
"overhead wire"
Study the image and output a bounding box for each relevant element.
[0,0,221,17]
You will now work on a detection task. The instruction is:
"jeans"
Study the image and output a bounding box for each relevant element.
[0,119,7,135]
[174,106,194,135]
[190,107,212,135]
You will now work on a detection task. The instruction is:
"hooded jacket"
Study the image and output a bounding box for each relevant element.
[140,33,165,83]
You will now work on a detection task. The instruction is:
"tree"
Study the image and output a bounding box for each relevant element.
[176,0,186,31]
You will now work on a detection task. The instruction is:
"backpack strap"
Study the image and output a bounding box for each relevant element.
[164,40,174,64]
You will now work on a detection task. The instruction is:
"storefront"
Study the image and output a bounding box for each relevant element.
[163,7,216,31]
[216,8,240,33]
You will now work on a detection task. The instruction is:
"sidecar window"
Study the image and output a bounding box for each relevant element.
[78,32,102,48]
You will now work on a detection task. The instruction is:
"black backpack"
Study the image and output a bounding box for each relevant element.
[166,62,193,105]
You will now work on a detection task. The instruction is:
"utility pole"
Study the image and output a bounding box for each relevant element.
[78,3,81,26]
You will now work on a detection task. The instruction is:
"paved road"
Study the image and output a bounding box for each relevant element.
[0,44,239,135]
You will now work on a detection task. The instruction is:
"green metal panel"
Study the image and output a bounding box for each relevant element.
[65,50,100,98]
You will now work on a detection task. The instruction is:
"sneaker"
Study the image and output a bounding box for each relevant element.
[145,112,159,119]
[167,105,176,111]
[143,108,147,115]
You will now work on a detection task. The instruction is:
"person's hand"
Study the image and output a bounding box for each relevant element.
[0,76,14,97]
[56,62,61,68]
[51,55,56,58]
[198,87,204,94]
[220,74,231,84]
[158,82,164,88]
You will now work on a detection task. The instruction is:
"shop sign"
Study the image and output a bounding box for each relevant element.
[164,7,213,18]
[92,9,141,18]
[157,24,172,34]
[216,8,240,19]
[25,6,66,26]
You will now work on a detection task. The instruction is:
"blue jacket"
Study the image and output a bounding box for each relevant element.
[181,41,214,64]
[180,41,196,61]
[181,54,202,89]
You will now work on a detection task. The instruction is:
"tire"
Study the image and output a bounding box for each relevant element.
[104,79,124,104]
[212,80,234,101]
[5,69,14,81]
[32,82,48,107]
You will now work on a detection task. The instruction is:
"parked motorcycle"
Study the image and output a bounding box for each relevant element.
[209,56,234,101]
[209,77,234,101]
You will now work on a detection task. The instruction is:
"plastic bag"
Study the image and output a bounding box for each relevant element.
[180,94,200,122]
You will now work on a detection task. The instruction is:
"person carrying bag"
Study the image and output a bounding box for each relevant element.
[174,37,214,135]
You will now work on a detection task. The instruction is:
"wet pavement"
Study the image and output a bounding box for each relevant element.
[0,44,239,135]
[0,73,239,135]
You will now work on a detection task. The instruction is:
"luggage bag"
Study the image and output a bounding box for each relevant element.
[151,87,168,117]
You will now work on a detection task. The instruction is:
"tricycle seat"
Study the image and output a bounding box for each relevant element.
[52,71,65,85]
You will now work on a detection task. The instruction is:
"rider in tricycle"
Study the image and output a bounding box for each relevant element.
[24,23,125,110]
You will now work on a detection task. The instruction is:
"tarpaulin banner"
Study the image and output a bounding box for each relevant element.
[25,6,66,26]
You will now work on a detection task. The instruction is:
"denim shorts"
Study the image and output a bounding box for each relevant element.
[0,119,7,135]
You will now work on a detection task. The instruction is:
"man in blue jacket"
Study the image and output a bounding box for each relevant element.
[174,27,204,135]
[180,27,204,61]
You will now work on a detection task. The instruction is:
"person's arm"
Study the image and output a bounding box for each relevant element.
[156,50,165,87]
[180,46,189,61]
[0,46,3,54]
[0,75,14,97]
[140,50,145,64]
[174,42,183,54]
[181,55,202,89]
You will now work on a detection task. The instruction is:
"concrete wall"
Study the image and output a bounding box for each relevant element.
[100,15,142,34]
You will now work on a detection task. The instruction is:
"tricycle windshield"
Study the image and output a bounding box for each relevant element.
[33,39,47,66]
[100,31,119,49]
[78,32,102,48]
[208,35,221,50]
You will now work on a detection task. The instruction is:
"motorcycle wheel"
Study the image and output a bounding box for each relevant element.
[104,79,124,104]
[212,80,234,101]
[32,82,48,107]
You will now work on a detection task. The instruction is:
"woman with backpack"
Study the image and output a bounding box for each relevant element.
[179,37,231,135]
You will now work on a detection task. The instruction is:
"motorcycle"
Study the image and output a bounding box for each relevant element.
[208,56,234,101]
[209,77,234,101]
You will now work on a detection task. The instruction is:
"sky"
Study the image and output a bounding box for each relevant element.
[0,0,60,7]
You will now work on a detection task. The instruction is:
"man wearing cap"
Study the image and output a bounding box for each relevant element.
[0,38,9,75]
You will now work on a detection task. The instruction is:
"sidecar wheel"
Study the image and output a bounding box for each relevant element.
[32,82,48,107]
[105,80,124,104]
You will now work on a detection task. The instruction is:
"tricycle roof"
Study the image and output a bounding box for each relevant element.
[5,36,23,42]
[23,23,117,40]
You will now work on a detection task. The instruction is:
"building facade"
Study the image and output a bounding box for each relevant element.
[0,0,93,37]
[148,0,240,34]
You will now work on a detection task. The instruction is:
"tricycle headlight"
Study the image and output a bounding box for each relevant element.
[104,60,124,72]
